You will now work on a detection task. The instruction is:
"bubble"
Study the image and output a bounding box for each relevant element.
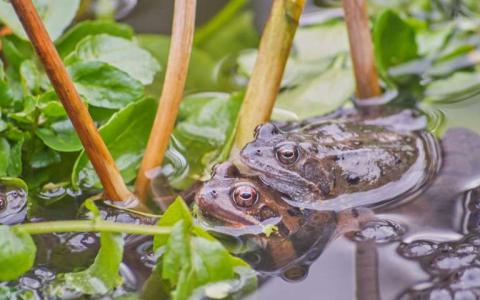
[19,276,41,290]
[429,288,453,300]
[350,219,406,244]
[281,265,309,282]
[450,267,480,290]
[399,240,438,258]
[33,267,55,282]
[430,253,477,273]
[455,244,477,255]
[452,289,477,300]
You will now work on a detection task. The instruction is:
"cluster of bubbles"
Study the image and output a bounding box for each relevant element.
[397,187,480,299]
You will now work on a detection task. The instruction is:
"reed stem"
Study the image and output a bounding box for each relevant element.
[16,220,171,236]
[10,0,132,202]
[231,0,306,154]
[135,0,197,202]
[342,0,381,99]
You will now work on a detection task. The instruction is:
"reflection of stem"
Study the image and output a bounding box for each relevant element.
[135,0,197,202]
[231,0,306,154]
[356,241,380,300]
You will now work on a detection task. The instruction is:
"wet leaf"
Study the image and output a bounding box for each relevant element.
[56,20,134,57]
[68,61,144,109]
[373,10,418,75]
[0,0,80,41]
[0,226,36,281]
[68,34,160,85]
[425,71,480,103]
[72,98,156,188]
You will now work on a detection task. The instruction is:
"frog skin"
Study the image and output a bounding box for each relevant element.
[0,183,27,225]
[194,162,371,275]
[240,108,440,209]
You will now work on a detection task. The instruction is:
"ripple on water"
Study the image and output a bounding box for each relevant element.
[347,219,406,244]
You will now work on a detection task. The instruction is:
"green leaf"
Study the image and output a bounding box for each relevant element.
[196,11,259,60]
[68,61,144,109]
[72,98,156,188]
[68,34,160,85]
[425,71,480,103]
[0,0,80,41]
[274,66,355,120]
[154,198,194,249]
[52,232,124,296]
[166,92,242,188]
[1,35,33,70]
[138,34,218,95]
[162,220,191,284]
[294,20,349,61]
[56,20,134,57]
[0,137,24,177]
[373,10,418,75]
[36,119,82,152]
[0,226,36,281]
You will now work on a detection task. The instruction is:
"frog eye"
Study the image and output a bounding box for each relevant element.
[232,185,258,208]
[0,197,5,212]
[275,143,299,165]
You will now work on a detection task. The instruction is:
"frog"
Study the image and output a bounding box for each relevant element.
[239,108,440,209]
[194,161,372,276]
[0,180,27,225]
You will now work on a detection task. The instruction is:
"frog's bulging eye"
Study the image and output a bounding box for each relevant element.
[275,143,299,165]
[232,185,258,208]
[0,197,6,212]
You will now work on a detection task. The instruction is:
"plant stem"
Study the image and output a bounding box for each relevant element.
[135,0,197,202]
[15,220,171,236]
[195,0,248,45]
[231,0,306,154]
[342,0,381,99]
[10,0,133,202]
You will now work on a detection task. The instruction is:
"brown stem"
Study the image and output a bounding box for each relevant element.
[231,0,306,154]
[342,0,381,99]
[355,241,380,300]
[134,0,196,202]
[10,0,132,202]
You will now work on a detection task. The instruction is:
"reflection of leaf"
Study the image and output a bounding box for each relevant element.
[68,61,144,109]
[51,232,124,296]
[0,0,80,41]
[0,226,36,281]
[56,20,134,57]
[274,67,355,120]
[72,98,156,188]
[68,34,160,85]
[373,10,418,75]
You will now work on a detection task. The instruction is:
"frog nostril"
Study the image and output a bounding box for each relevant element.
[210,190,217,198]
[255,149,262,156]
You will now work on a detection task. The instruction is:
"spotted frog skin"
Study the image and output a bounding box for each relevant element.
[240,108,440,207]
[195,162,369,274]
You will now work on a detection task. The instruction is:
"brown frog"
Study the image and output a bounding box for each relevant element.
[195,162,370,275]
[239,108,440,209]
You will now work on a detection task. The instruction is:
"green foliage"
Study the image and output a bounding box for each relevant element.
[0,226,36,281]
[373,10,419,76]
[0,0,80,41]
[152,198,256,300]
[72,98,157,188]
